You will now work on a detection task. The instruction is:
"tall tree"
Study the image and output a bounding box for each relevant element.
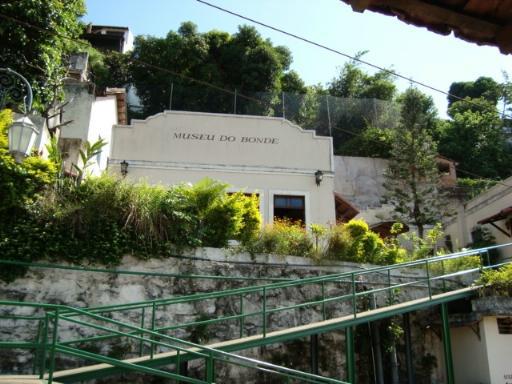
[327,54,398,154]
[438,98,511,179]
[447,76,501,108]
[328,53,396,100]
[0,0,86,111]
[130,23,296,117]
[383,88,444,238]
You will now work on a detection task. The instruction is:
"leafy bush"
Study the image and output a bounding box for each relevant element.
[0,175,261,281]
[429,255,481,276]
[456,178,497,200]
[243,219,314,258]
[0,109,56,214]
[476,264,512,297]
[325,219,397,264]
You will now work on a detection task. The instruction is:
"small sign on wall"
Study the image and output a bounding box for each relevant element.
[173,132,279,144]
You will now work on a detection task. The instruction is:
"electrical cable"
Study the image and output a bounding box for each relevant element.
[0,12,268,107]
[195,0,512,121]
[2,10,510,187]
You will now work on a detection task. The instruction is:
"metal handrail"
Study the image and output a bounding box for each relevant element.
[56,243,511,318]
[42,243,505,320]
[24,243,508,352]
[0,258,290,283]
[1,243,511,383]
[0,301,346,384]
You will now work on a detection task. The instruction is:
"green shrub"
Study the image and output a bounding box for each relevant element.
[456,178,497,200]
[0,175,262,281]
[476,264,512,297]
[325,219,395,264]
[429,255,481,276]
[168,179,261,248]
[243,219,314,258]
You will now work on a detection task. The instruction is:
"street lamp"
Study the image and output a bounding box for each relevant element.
[8,116,39,161]
[0,68,39,161]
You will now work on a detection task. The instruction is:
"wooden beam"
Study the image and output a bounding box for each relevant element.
[489,222,511,238]
[342,0,509,51]
[348,0,373,12]
[496,24,512,54]
[369,0,499,39]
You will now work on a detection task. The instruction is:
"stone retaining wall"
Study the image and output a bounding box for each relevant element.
[0,248,452,383]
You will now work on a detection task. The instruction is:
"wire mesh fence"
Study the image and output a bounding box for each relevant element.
[126,84,401,143]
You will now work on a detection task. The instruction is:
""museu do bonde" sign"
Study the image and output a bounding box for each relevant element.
[173,132,279,144]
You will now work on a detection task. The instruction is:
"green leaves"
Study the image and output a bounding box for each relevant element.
[71,137,107,186]
[477,264,512,297]
[0,0,86,111]
[0,175,262,281]
[383,88,445,238]
[130,22,296,117]
[439,98,510,179]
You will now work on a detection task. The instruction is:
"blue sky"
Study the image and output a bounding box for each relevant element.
[84,0,511,117]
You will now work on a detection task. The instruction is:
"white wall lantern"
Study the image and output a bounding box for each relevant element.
[8,115,39,161]
[120,160,129,176]
[315,170,324,186]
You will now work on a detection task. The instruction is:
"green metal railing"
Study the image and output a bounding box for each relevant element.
[1,243,511,383]
[0,258,291,283]
[54,243,512,346]
[0,301,346,384]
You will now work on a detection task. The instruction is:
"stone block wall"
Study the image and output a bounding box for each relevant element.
[0,248,450,383]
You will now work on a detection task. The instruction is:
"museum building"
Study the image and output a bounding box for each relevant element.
[110,110,337,226]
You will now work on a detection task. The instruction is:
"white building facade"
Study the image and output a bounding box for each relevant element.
[110,111,336,226]
[445,176,512,259]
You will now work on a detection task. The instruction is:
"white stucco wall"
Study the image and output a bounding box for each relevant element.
[445,177,512,259]
[110,111,335,226]
[452,316,512,384]
[57,83,116,176]
[483,317,512,384]
[60,83,94,141]
[451,324,491,383]
[87,95,117,175]
[333,156,394,224]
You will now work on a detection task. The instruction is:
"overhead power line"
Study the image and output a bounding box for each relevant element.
[0,12,266,107]
[195,0,512,187]
[1,9,510,187]
[195,0,512,120]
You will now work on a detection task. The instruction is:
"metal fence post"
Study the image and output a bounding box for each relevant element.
[139,306,146,356]
[39,313,49,379]
[206,353,215,382]
[441,303,455,384]
[345,327,356,383]
[234,89,237,114]
[32,319,43,375]
[321,281,327,320]
[239,294,244,338]
[425,260,432,299]
[387,269,393,304]
[326,95,332,137]
[47,309,59,384]
[351,273,357,318]
[403,313,415,383]
[310,333,319,375]
[150,302,156,359]
[169,82,174,110]
[262,287,267,337]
